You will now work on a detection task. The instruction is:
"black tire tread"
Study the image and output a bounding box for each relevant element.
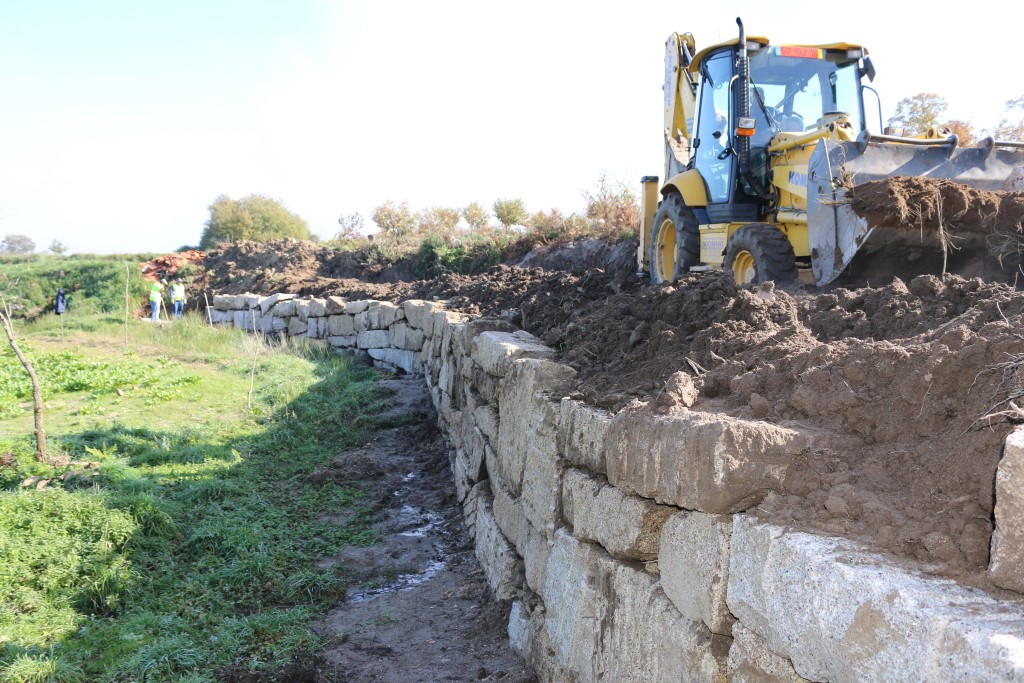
[725,223,797,284]
[649,192,700,284]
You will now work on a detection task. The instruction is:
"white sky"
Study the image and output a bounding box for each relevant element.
[1,0,1019,254]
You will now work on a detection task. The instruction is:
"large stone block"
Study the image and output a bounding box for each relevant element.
[604,408,805,513]
[234,309,257,331]
[377,301,404,327]
[453,318,519,358]
[324,296,347,315]
[991,427,1024,592]
[212,294,238,311]
[727,623,809,683]
[593,556,726,683]
[490,470,524,549]
[430,310,469,345]
[473,330,556,378]
[542,529,604,680]
[287,317,308,336]
[473,403,499,444]
[328,335,357,348]
[402,299,440,331]
[240,294,260,310]
[558,398,611,475]
[366,348,418,373]
[259,292,296,314]
[562,468,673,561]
[496,358,576,498]
[305,317,321,339]
[472,366,500,403]
[295,300,310,322]
[331,315,360,335]
[356,329,390,349]
[389,322,426,351]
[306,298,326,318]
[271,299,297,318]
[209,308,233,325]
[727,516,1024,682]
[344,299,372,315]
[472,486,525,602]
[659,510,735,634]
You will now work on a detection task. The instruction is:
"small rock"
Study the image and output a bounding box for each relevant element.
[824,495,849,517]
[749,392,771,418]
[923,531,962,562]
[909,274,945,297]
[657,371,698,408]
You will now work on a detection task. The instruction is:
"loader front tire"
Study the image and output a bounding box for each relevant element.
[649,193,700,284]
[724,224,797,285]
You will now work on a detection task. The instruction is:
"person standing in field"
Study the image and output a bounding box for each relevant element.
[150,278,166,322]
[170,278,186,319]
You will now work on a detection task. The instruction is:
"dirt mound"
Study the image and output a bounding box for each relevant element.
[140,250,205,282]
[194,236,1024,591]
[848,176,1024,236]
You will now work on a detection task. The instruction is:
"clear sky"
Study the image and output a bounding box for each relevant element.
[1,0,1019,255]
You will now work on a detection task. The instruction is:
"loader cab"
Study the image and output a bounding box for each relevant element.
[690,43,868,217]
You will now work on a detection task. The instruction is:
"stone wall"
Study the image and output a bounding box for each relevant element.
[210,292,1024,682]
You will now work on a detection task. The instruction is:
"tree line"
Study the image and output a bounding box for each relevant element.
[888,93,1024,145]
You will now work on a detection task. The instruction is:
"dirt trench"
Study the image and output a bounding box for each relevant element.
[297,375,534,683]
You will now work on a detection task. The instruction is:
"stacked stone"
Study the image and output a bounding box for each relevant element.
[418,308,1024,682]
[208,293,426,373]
[206,292,1024,681]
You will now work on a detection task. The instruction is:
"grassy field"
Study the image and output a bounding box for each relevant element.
[0,308,394,681]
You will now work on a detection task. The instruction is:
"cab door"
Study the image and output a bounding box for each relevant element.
[692,50,735,204]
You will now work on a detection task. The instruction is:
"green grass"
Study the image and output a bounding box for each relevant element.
[0,312,394,681]
[0,254,157,318]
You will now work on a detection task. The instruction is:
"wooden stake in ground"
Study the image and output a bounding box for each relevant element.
[247,309,260,410]
[204,292,213,326]
[0,302,47,462]
[124,263,130,348]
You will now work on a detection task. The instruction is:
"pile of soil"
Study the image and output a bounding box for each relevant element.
[848,176,1024,236]
[140,250,205,282]
[191,177,1024,593]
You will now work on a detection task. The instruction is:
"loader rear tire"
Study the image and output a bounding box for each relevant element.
[725,224,797,285]
[649,192,700,284]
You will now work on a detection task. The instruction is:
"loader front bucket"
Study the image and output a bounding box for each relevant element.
[806,134,1024,285]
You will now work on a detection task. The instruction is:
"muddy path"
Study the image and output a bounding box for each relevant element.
[308,375,534,683]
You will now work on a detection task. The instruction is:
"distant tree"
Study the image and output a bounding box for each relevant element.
[888,93,947,134]
[371,200,418,239]
[199,194,310,249]
[418,207,461,238]
[989,95,1024,142]
[0,234,35,254]
[527,209,567,237]
[944,120,978,147]
[336,212,365,240]
[493,198,528,230]
[583,173,640,232]
[462,202,490,231]
[47,239,68,255]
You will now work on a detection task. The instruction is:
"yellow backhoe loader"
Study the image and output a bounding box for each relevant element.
[639,18,1024,285]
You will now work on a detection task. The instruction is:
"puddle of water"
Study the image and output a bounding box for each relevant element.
[347,560,447,604]
[345,503,450,604]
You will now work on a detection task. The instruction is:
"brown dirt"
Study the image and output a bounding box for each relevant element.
[848,176,1024,236]
[191,182,1024,594]
[298,375,534,683]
